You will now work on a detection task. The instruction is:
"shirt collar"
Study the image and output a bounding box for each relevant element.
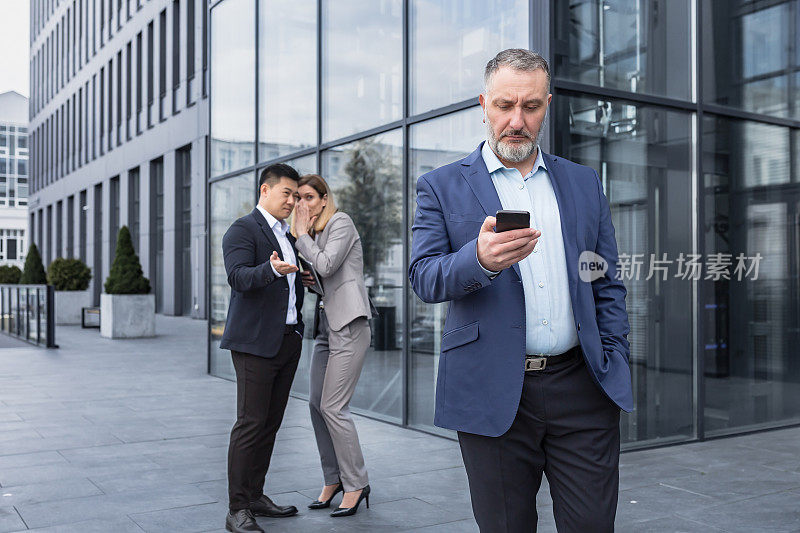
[256,204,289,235]
[481,140,547,177]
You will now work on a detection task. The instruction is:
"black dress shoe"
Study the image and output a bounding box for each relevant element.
[308,482,343,509]
[250,494,299,517]
[225,509,264,533]
[330,485,370,517]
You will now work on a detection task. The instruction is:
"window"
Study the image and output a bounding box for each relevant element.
[159,9,167,120]
[136,31,142,133]
[410,0,528,114]
[126,41,132,140]
[56,200,63,258]
[258,0,316,161]
[322,0,402,141]
[110,175,119,263]
[67,195,75,258]
[93,183,103,305]
[173,0,181,103]
[79,189,87,262]
[117,51,122,145]
[176,146,192,315]
[187,0,195,105]
[128,167,140,251]
[150,157,164,312]
[99,66,105,153]
[147,20,154,126]
[210,0,254,177]
[107,58,113,151]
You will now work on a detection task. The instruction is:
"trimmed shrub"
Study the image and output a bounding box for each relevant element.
[47,258,92,291]
[0,265,22,284]
[104,226,150,294]
[20,244,47,284]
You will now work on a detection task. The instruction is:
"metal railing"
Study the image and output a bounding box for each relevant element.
[0,284,57,348]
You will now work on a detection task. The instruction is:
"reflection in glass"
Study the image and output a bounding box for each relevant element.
[554,0,692,100]
[703,0,800,118]
[210,0,255,178]
[702,114,800,434]
[410,0,528,114]
[258,0,317,161]
[209,172,256,380]
[554,93,694,445]
[322,0,402,142]
[293,129,404,421]
[408,107,485,432]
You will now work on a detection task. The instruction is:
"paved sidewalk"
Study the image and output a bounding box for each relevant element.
[0,317,798,532]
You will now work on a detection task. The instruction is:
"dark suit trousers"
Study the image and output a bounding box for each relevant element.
[458,355,621,533]
[227,331,302,511]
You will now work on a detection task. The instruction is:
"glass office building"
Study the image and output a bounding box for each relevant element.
[208,0,800,448]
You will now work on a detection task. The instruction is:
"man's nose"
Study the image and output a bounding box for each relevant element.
[508,107,525,129]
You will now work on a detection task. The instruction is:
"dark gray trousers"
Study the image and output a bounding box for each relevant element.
[458,355,621,533]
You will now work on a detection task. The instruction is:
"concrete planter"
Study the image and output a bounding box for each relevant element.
[100,293,155,339]
[54,290,92,325]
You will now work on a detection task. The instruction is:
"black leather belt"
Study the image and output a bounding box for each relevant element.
[284,324,298,335]
[525,345,581,371]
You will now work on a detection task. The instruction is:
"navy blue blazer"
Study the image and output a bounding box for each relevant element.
[409,143,632,437]
[220,208,304,358]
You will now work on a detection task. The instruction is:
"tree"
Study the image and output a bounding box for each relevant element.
[20,244,47,284]
[334,138,402,281]
[104,226,151,294]
[47,258,92,291]
[0,265,22,284]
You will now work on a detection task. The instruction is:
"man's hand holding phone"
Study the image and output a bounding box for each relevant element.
[476,213,540,272]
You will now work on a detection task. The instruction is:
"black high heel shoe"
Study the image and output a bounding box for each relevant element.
[307,482,343,509]
[330,485,370,517]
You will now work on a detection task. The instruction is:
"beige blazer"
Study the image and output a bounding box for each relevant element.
[295,211,372,332]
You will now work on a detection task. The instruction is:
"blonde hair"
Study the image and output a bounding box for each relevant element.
[292,174,337,237]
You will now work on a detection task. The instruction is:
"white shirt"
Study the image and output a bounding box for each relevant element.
[481,142,579,355]
[256,204,298,325]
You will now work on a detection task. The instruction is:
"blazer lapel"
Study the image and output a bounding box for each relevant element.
[542,153,579,298]
[461,142,520,280]
[251,209,283,260]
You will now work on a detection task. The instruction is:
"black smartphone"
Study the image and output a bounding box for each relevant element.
[495,210,530,232]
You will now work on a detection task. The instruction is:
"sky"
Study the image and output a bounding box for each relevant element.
[0,0,30,97]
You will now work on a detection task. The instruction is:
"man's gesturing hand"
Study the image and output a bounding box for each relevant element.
[476,216,540,272]
[270,251,299,276]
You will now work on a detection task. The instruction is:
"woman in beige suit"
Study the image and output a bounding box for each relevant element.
[292,174,372,518]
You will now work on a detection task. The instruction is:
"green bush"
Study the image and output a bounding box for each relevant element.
[20,244,47,284]
[47,258,92,291]
[0,265,22,284]
[104,226,150,294]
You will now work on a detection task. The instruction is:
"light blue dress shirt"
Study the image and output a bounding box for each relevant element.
[479,142,579,355]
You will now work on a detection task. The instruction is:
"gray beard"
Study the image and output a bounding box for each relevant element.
[485,120,541,163]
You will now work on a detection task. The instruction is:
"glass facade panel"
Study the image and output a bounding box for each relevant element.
[554,0,692,100]
[702,114,800,434]
[554,93,695,444]
[297,129,405,421]
[407,107,485,431]
[210,0,255,177]
[208,0,800,446]
[258,0,317,161]
[322,0,402,142]
[210,172,256,380]
[703,0,800,118]
[410,0,528,114]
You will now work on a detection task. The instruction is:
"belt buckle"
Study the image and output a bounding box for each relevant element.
[525,356,547,371]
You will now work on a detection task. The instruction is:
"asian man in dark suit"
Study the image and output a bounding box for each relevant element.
[221,163,306,533]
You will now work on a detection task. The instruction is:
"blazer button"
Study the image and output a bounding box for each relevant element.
[577,322,581,331]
